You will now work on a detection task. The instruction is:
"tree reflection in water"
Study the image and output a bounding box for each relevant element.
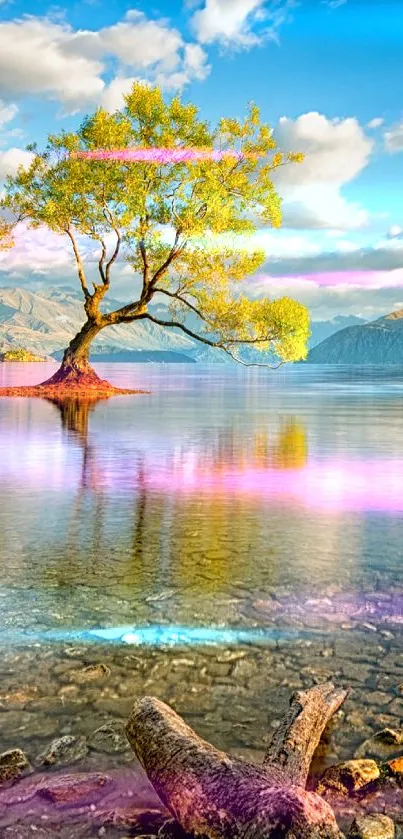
[40,396,310,603]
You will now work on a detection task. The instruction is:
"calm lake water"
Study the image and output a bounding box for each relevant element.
[0,362,402,833]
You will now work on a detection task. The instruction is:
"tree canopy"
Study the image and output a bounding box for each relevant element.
[2,83,310,367]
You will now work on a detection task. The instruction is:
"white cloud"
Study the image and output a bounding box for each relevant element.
[248,269,403,321]
[192,0,264,45]
[190,0,293,47]
[273,112,374,231]
[334,239,360,253]
[384,122,403,154]
[99,13,183,71]
[0,147,34,178]
[183,43,211,80]
[0,17,105,110]
[367,117,384,129]
[375,236,403,252]
[275,113,373,185]
[0,100,18,129]
[0,222,73,271]
[255,230,321,258]
[0,12,210,113]
[387,225,403,239]
[280,187,369,231]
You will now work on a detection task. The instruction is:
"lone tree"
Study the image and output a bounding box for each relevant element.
[2,83,310,395]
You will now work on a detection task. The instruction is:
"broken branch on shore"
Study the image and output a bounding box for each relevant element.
[126,682,349,839]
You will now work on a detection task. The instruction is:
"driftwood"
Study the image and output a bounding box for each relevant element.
[126,682,348,839]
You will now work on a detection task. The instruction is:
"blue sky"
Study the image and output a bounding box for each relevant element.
[0,0,402,321]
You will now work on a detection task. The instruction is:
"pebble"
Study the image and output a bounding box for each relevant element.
[317,759,380,796]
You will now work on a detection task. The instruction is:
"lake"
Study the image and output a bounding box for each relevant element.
[0,362,403,834]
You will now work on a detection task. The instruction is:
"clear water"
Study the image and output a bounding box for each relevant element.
[0,362,402,829]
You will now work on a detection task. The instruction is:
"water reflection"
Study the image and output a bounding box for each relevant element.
[0,366,402,635]
[30,399,309,599]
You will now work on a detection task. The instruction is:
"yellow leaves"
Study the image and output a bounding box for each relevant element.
[287,152,305,164]
[0,219,14,250]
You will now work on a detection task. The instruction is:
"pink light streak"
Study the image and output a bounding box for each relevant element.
[72,147,254,164]
[1,435,403,513]
[301,271,403,288]
[144,458,403,512]
[256,271,403,290]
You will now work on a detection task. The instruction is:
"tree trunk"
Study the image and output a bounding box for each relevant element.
[125,683,348,839]
[40,319,106,387]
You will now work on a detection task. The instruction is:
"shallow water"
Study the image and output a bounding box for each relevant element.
[0,362,403,833]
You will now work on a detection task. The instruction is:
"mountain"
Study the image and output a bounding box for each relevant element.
[0,285,372,364]
[308,315,366,348]
[307,310,403,363]
[0,287,204,362]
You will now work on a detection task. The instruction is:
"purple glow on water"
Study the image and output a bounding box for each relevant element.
[0,431,402,512]
[145,458,403,512]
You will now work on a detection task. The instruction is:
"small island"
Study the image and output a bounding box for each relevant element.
[0,347,47,362]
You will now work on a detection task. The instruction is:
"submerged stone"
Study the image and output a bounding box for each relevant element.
[67,663,111,684]
[37,772,113,804]
[88,721,130,754]
[36,734,88,767]
[348,814,395,839]
[355,728,403,762]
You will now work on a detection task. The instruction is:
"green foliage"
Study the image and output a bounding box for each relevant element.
[2,83,310,364]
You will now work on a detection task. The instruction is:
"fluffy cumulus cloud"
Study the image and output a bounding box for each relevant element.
[0,17,105,110]
[0,12,210,113]
[0,222,79,270]
[0,147,34,179]
[190,0,294,47]
[272,112,374,231]
[384,122,403,154]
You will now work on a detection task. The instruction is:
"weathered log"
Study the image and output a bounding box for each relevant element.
[125,682,349,839]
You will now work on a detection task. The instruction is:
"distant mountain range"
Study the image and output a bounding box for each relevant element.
[0,285,375,363]
[307,310,403,363]
[0,287,205,363]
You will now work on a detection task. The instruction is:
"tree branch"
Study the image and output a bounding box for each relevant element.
[150,230,186,287]
[151,290,281,347]
[97,238,107,285]
[65,227,90,300]
[103,207,121,286]
[128,312,285,368]
[264,684,349,787]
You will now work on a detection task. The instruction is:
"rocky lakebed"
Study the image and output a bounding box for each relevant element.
[1,591,403,838]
